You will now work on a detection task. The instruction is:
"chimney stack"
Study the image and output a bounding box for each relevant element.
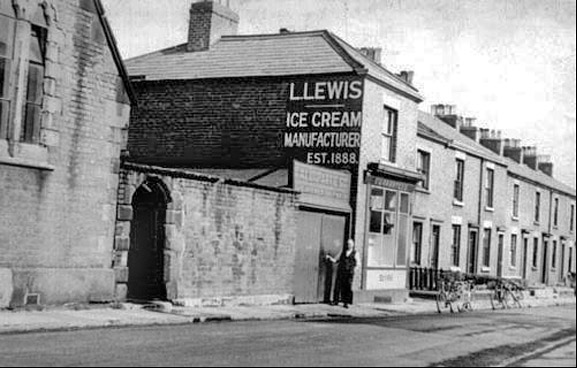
[537,155,554,177]
[503,139,524,163]
[359,47,382,64]
[398,70,415,85]
[431,104,462,129]
[479,129,504,156]
[522,146,539,170]
[187,0,239,52]
[459,118,480,142]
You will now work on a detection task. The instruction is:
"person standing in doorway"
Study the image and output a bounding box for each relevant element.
[326,239,359,308]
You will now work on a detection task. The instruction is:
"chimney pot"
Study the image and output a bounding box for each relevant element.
[359,47,382,64]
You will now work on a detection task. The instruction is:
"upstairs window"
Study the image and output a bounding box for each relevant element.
[534,192,541,223]
[485,168,495,209]
[21,26,46,144]
[454,159,465,202]
[0,14,15,139]
[417,150,430,190]
[381,107,397,163]
[512,184,520,218]
[571,204,575,232]
[553,198,559,228]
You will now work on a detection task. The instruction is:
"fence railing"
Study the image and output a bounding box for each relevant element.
[409,267,447,291]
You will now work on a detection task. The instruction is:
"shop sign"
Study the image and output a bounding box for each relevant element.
[292,160,351,211]
[285,77,363,169]
[369,176,415,192]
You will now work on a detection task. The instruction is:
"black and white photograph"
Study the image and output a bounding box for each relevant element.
[0,0,575,366]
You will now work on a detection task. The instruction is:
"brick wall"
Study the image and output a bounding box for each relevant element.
[0,0,130,306]
[114,164,298,304]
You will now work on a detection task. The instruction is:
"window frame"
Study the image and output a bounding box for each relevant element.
[381,106,398,164]
[553,197,559,228]
[512,183,520,219]
[485,167,495,209]
[412,221,423,266]
[0,14,16,140]
[417,149,431,191]
[571,204,575,233]
[534,191,541,224]
[454,159,465,202]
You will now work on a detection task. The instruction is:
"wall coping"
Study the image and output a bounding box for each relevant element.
[122,161,299,195]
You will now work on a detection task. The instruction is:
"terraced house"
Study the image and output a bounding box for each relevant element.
[414,105,576,287]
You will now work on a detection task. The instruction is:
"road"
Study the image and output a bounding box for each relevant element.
[0,305,574,367]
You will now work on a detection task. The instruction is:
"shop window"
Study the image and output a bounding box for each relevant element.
[512,184,520,219]
[532,237,539,268]
[485,167,494,209]
[381,107,397,163]
[367,187,409,268]
[417,150,430,190]
[451,225,461,267]
[0,14,15,139]
[454,159,465,202]
[510,234,518,267]
[412,222,423,265]
[482,228,492,268]
[21,26,46,144]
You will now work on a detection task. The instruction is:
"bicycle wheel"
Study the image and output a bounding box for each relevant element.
[510,290,523,308]
[436,291,453,313]
[490,289,507,310]
[458,286,475,312]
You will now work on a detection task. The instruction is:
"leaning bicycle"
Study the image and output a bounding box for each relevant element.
[436,273,476,313]
[490,279,524,310]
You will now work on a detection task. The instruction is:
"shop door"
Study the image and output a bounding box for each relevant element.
[467,229,479,274]
[293,212,346,304]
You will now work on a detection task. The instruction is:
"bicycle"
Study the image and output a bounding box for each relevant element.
[436,274,476,313]
[490,279,523,310]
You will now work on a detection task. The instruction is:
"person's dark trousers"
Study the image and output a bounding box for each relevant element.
[333,271,354,305]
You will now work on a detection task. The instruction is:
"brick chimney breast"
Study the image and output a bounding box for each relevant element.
[187,0,239,52]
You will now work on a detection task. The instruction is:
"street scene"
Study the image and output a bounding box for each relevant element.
[0,0,576,367]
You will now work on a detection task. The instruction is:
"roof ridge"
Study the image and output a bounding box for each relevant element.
[126,43,189,63]
[220,30,329,41]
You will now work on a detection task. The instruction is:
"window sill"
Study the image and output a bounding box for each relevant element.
[534,221,541,226]
[509,266,517,271]
[481,266,491,273]
[485,207,495,213]
[511,216,519,222]
[0,140,54,171]
[453,200,465,207]
[532,266,538,271]
[415,187,431,195]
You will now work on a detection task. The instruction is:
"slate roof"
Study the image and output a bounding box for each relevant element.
[126,30,423,101]
[418,111,576,197]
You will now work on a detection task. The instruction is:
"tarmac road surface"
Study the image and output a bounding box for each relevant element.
[0,305,574,367]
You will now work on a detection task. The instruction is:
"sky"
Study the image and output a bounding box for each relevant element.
[101,0,577,188]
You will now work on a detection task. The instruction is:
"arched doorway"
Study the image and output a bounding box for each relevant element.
[128,179,170,301]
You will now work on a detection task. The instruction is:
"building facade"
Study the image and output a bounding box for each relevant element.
[0,0,132,307]
[414,105,576,287]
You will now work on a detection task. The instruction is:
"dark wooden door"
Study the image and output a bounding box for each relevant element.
[497,234,504,277]
[431,225,441,269]
[541,238,548,284]
[128,195,167,301]
[468,230,478,274]
[522,237,529,279]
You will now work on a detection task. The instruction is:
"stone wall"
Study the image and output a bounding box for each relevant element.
[114,163,299,305]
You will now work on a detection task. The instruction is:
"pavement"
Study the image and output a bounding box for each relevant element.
[0,288,574,335]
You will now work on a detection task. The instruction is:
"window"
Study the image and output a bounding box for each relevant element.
[454,159,465,202]
[451,225,461,267]
[367,187,410,268]
[552,240,557,269]
[534,192,541,223]
[417,150,430,190]
[569,204,575,232]
[381,107,397,163]
[532,238,539,268]
[510,234,518,267]
[412,222,423,265]
[21,26,46,144]
[482,228,492,268]
[485,168,495,209]
[553,198,559,227]
[512,184,520,218]
[0,14,15,139]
